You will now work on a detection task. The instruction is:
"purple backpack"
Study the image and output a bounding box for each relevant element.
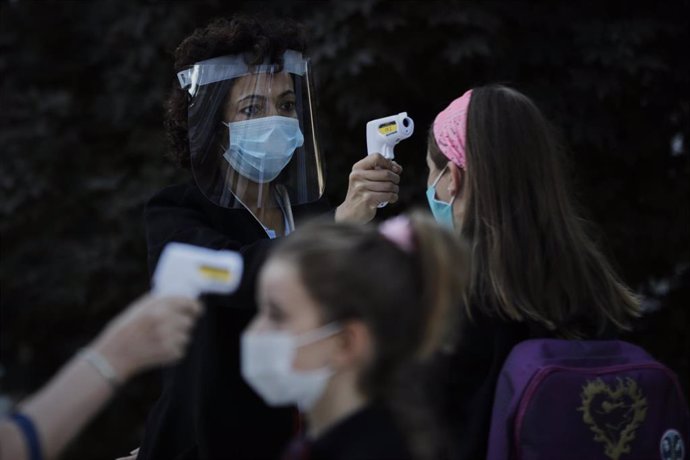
[487,339,689,460]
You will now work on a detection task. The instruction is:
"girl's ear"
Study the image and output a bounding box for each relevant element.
[448,163,468,227]
[332,320,373,369]
[447,162,465,198]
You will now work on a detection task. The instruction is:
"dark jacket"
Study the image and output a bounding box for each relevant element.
[432,315,537,460]
[282,402,412,460]
[137,181,331,460]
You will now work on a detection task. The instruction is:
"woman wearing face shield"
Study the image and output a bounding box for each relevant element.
[134,16,402,460]
[422,85,640,460]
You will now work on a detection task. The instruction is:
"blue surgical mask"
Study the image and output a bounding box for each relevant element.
[426,166,456,229]
[223,116,305,183]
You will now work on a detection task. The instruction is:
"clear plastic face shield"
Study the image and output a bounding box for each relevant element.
[178,50,325,210]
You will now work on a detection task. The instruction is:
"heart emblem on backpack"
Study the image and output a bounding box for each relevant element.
[578,377,648,460]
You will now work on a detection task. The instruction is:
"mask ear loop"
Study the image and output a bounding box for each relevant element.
[430,164,457,205]
[294,322,342,347]
[430,164,449,188]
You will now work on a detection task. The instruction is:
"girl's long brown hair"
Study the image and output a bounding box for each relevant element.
[429,84,639,338]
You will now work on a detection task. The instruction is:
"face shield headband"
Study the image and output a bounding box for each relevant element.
[177,50,307,97]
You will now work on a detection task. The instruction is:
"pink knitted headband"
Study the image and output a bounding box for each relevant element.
[432,89,473,169]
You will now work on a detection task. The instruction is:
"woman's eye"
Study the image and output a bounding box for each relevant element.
[240,104,263,117]
[279,101,296,113]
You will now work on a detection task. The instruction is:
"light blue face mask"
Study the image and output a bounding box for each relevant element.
[426,165,456,229]
[223,116,305,183]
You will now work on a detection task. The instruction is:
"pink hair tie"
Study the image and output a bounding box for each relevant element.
[379,215,415,253]
[433,89,473,169]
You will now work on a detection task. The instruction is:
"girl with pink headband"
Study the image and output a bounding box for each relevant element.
[424,85,640,459]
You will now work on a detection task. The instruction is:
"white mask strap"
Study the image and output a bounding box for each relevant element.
[431,164,449,188]
[295,322,341,347]
[430,164,457,205]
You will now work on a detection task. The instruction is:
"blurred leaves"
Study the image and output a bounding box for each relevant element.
[0,0,688,458]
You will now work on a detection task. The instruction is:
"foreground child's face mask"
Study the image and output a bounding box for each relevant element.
[240,322,340,411]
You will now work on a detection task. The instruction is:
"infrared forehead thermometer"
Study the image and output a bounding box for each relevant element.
[152,242,244,298]
[366,112,414,160]
[366,112,414,207]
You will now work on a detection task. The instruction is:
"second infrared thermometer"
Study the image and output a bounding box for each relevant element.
[366,112,415,160]
[366,112,414,207]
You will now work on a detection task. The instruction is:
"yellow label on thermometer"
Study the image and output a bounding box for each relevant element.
[378,121,398,136]
[198,265,232,282]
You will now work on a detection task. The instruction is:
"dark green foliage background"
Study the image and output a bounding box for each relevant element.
[1,1,688,458]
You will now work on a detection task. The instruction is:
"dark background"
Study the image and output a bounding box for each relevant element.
[1,0,688,458]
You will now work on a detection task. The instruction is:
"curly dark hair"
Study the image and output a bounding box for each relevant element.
[164,15,307,168]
